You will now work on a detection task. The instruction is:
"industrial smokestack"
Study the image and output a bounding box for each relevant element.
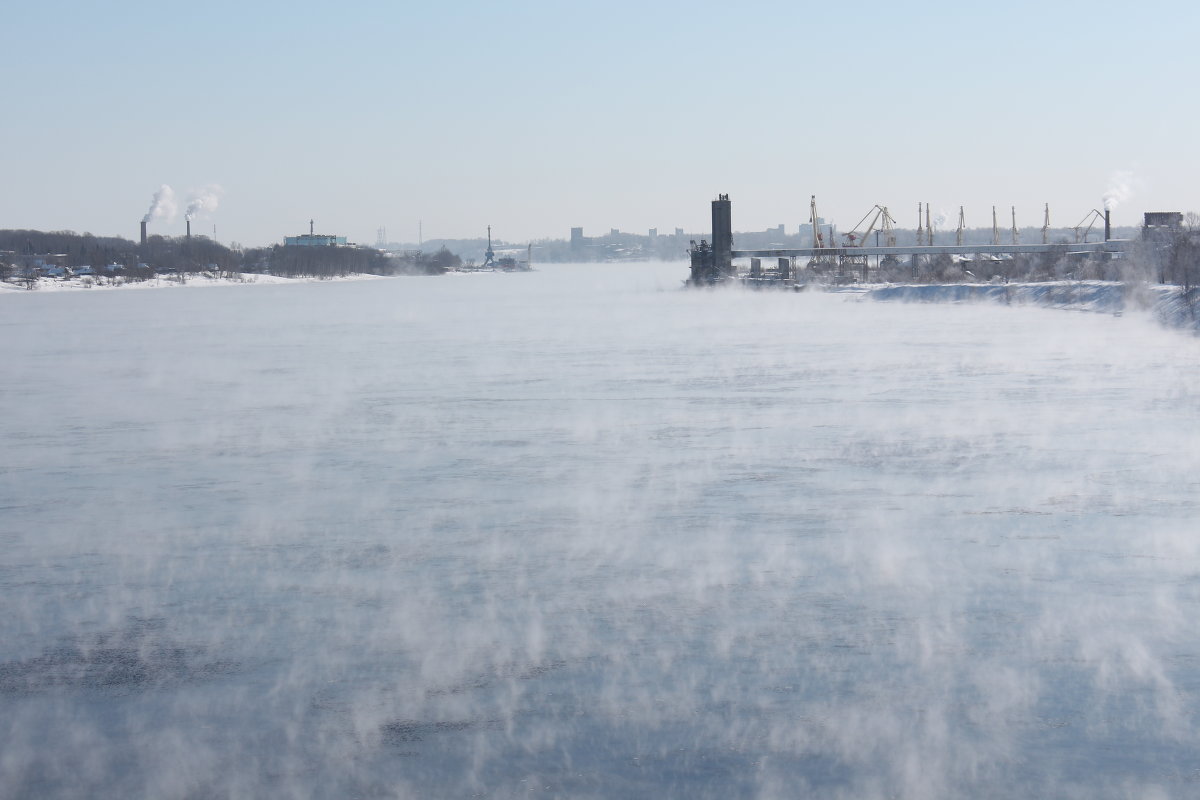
[186,219,191,239]
[140,220,147,246]
[711,194,732,276]
[1104,209,1111,241]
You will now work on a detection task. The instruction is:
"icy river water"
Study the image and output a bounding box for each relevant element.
[3,263,1200,798]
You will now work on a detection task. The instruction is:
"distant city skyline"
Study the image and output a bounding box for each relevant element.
[3,0,1196,248]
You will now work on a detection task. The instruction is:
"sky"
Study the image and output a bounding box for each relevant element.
[3,0,1198,248]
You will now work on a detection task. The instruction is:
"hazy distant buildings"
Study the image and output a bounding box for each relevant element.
[285,219,348,247]
[285,233,348,247]
[561,225,699,261]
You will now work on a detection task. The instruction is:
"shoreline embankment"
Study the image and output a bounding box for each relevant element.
[863,281,1200,334]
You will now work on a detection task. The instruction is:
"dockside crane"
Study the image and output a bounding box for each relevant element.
[842,205,895,248]
[956,206,965,246]
[805,195,841,275]
[1073,209,1105,243]
[1042,204,1050,244]
[809,196,826,248]
[1011,207,1019,245]
[838,204,897,282]
[483,225,495,268]
[881,207,897,248]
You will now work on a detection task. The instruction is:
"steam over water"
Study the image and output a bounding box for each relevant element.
[3,263,1200,798]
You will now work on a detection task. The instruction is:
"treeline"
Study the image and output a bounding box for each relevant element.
[241,243,460,277]
[242,244,392,277]
[0,229,134,271]
[0,229,462,280]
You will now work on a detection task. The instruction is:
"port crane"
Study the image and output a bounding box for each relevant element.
[837,204,897,281]
[809,196,826,248]
[483,225,496,268]
[1073,209,1105,243]
[806,196,841,276]
[842,205,896,248]
[882,207,897,248]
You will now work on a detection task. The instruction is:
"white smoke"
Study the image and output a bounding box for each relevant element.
[142,184,177,225]
[933,210,949,229]
[1102,170,1135,211]
[185,185,223,221]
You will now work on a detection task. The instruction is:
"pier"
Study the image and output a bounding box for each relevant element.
[689,195,1128,286]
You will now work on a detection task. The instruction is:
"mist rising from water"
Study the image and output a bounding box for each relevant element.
[2,265,1199,797]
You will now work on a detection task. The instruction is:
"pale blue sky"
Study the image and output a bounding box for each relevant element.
[3,0,1196,247]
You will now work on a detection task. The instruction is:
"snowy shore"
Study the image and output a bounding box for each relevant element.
[7,270,1198,335]
[862,280,1200,333]
[0,271,387,294]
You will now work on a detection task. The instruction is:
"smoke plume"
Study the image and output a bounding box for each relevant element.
[186,185,223,221]
[1102,170,1134,211]
[142,184,178,225]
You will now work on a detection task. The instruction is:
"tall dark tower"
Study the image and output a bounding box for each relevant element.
[711,194,732,276]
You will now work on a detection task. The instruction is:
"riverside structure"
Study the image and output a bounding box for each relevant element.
[689,195,1128,286]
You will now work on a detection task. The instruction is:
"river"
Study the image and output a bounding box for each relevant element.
[3,263,1199,798]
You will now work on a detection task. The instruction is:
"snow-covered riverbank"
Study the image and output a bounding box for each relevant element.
[863,280,1200,333]
[0,271,388,294]
[9,270,1199,336]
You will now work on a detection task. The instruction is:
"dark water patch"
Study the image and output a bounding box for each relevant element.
[0,617,240,694]
[381,717,502,745]
[426,658,570,698]
[506,659,568,681]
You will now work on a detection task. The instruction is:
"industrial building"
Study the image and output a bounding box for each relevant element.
[285,220,347,247]
[1144,212,1184,232]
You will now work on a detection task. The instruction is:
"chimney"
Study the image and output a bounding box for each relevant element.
[186,219,191,239]
[1104,209,1111,241]
[711,194,732,276]
[140,220,147,246]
